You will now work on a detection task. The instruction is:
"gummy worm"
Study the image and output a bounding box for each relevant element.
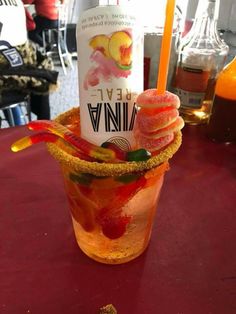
[28,120,115,162]
[102,142,151,162]
[11,132,95,161]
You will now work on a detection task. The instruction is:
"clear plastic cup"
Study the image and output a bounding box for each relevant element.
[48,108,181,264]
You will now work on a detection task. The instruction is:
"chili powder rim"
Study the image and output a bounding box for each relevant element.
[47,107,182,176]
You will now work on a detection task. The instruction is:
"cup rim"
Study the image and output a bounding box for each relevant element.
[47,107,182,176]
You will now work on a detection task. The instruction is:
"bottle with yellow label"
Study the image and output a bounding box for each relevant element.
[76,2,143,150]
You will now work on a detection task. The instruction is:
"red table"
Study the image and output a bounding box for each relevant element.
[0,125,236,314]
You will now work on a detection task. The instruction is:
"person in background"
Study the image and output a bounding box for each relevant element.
[24,7,36,33]
[23,0,65,47]
[0,0,58,125]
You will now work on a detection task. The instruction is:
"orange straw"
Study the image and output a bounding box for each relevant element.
[156,0,176,94]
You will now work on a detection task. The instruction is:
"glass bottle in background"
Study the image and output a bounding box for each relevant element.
[76,1,143,150]
[144,4,183,90]
[207,56,236,143]
[172,0,229,125]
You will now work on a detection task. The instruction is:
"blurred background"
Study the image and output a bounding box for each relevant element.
[65,0,236,94]
[1,0,236,127]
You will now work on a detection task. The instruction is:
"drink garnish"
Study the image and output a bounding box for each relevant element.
[99,215,131,240]
[101,141,151,162]
[28,120,116,162]
[135,90,184,154]
[11,120,152,163]
[10,131,96,161]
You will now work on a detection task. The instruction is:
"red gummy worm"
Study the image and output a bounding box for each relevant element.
[101,142,127,161]
[28,120,115,161]
[28,120,95,153]
[30,132,94,161]
[30,132,59,144]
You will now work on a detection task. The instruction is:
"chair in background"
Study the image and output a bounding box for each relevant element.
[0,92,31,127]
[42,3,73,75]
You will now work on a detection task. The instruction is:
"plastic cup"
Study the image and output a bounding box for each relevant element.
[61,161,168,264]
[48,108,181,264]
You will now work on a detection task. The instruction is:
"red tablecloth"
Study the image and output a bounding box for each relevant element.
[0,125,236,314]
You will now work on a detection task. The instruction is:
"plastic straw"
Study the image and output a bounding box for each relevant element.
[156,0,176,94]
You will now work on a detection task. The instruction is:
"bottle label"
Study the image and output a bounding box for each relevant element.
[174,88,205,109]
[77,5,143,149]
[173,65,210,109]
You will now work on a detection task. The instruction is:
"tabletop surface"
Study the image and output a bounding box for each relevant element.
[0,125,236,314]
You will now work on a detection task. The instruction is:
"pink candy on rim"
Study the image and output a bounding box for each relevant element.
[134,89,184,154]
[136,89,180,109]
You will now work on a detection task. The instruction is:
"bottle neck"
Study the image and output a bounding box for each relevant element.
[192,0,219,35]
[180,0,224,50]
[195,0,219,21]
